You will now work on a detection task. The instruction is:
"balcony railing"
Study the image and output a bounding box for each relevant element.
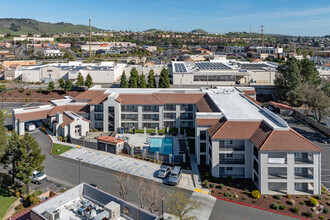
[295,174,313,179]
[219,159,245,164]
[121,118,138,121]
[268,174,287,179]
[142,118,159,121]
[268,158,287,164]
[219,146,245,151]
[121,107,138,112]
[295,158,313,164]
[180,116,193,120]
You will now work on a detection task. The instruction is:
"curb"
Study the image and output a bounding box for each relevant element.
[212,195,308,220]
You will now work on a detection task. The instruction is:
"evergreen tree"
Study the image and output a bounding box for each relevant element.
[120,71,129,88]
[16,132,46,194]
[138,73,147,88]
[85,74,93,88]
[300,58,322,87]
[147,69,156,88]
[1,131,20,183]
[76,73,84,87]
[64,80,72,92]
[0,111,6,160]
[47,81,54,92]
[275,57,302,106]
[59,78,65,90]
[129,68,139,88]
[158,67,170,88]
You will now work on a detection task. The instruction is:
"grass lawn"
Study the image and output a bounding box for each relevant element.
[0,186,17,220]
[51,143,73,155]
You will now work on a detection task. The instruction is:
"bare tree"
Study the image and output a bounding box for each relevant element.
[166,189,201,220]
[115,173,133,201]
[144,180,164,214]
[136,178,147,209]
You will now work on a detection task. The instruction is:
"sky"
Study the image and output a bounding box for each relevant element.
[1,0,330,36]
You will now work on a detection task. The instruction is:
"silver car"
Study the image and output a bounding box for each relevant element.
[168,166,182,186]
[158,167,171,179]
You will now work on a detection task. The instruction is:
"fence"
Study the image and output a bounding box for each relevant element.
[294,110,330,136]
[70,137,98,150]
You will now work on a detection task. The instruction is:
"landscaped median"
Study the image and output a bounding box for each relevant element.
[51,143,73,155]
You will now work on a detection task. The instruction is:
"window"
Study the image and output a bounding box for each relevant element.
[294,152,302,159]
[225,154,233,158]
[200,143,206,152]
[226,167,233,171]
[294,167,302,173]
[225,140,233,145]
[200,131,206,140]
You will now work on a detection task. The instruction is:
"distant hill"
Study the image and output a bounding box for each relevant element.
[191,29,208,34]
[144,29,162,32]
[0,18,104,35]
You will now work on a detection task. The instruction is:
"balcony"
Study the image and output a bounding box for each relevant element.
[219,159,245,164]
[142,106,159,112]
[180,116,193,120]
[219,146,244,151]
[268,167,287,179]
[121,106,138,112]
[268,174,287,179]
[164,104,176,111]
[295,153,313,164]
[142,118,159,121]
[295,168,313,179]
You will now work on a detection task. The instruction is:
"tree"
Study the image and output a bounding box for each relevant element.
[16,132,46,194]
[85,74,93,88]
[300,58,322,87]
[274,57,302,106]
[128,68,139,88]
[59,78,65,90]
[166,189,201,220]
[144,181,163,213]
[47,81,54,92]
[296,48,301,55]
[138,73,147,88]
[1,131,20,183]
[159,67,170,88]
[147,69,156,88]
[120,71,128,88]
[64,80,72,92]
[76,73,84,87]
[0,111,6,155]
[115,173,132,201]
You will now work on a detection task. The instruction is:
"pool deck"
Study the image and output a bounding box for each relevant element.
[121,133,183,155]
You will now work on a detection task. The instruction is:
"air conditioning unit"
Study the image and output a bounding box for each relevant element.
[44,208,60,220]
[104,201,121,220]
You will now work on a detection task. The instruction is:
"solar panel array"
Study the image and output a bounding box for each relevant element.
[239,63,270,70]
[174,63,187,72]
[196,62,231,70]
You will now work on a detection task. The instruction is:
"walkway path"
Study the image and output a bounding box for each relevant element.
[189,192,217,220]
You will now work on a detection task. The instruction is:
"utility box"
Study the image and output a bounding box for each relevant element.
[104,201,121,220]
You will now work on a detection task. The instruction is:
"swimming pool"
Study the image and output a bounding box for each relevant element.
[149,138,173,155]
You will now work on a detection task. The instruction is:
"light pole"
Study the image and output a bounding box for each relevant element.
[77,157,83,184]
[162,196,164,220]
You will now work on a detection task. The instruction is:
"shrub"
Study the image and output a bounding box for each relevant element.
[323,207,328,214]
[274,194,281,200]
[19,187,26,195]
[27,90,31,96]
[309,198,319,206]
[300,201,306,205]
[251,190,260,199]
[319,216,324,219]
[304,212,312,217]
[307,195,311,199]
[312,207,316,211]
[321,190,326,194]
[288,199,295,206]
[296,196,300,199]
[219,183,224,189]
[286,194,290,199]
[210,183,215,188]
[228,193,233,198]
[224,192,230,197]
[15,204,23,210]
[271,203,279,210]
[0,173,14,186]
[242,197,246,201]
[14,191,20,197]
[205,172,211,179]
[205,184,210,188]
[204,180,209,186]
[280,204,286,210]
[35,190,42,196]
[244,189,249,194]
[315,195,322,200]
[38,88,43,93]
[228,187,231,190]
[264,195,268,199]
[291,206,300,214]
[277,200,281,203]
[234,194,239,199]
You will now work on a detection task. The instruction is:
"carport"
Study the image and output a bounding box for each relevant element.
[13,108,50,135]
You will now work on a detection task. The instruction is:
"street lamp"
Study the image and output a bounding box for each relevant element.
[162,196,164,220]
[77,157,83,184]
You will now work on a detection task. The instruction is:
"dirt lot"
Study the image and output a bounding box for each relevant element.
[1,89,83,103]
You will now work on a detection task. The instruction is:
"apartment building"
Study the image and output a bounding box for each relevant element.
[12,86,322,195]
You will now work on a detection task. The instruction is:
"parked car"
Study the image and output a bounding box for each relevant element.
[30,171,47,184]
[25,122,36,132]
[168,166,182,186]
[158,167,171,179]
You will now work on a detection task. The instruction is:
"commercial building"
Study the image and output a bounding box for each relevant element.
[13,37,55,42]
[30,183,158,220]
[171,60,277,86]
[44,49,65,57]
[81,42,137,51]
[12,86,322,195]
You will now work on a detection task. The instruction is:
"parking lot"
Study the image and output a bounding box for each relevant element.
[61,146,195,189]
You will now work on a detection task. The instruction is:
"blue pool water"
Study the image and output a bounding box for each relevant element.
[149,138,173,155]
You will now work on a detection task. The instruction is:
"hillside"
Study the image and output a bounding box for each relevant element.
[191,29,208,34]
[0,18,104,35]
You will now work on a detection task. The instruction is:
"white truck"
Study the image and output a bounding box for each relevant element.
[30,171,47,184]
[25,123,36,132]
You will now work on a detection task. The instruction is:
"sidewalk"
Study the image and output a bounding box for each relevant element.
[189,154,203,189]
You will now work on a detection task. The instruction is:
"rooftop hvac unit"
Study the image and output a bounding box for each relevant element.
[44,208,60,220]
[104,201,121,220]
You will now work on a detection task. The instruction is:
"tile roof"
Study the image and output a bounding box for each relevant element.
[48,105,89,116]
[73,90,106,101]
[207,117,227,138]
[250,121,273,148]
[14,109,50,122]
[88,93,109,105]
[97,136,124,144]
[196,119,220,126]
[269,101,293,110]
[210,121,262,139]
[154,93,205,104]
[196,94,220,112]
[115,94,164,105]
[241,90,256,95]
[259,129,322,152]
[243,93,261,106]
[59,114,74,128]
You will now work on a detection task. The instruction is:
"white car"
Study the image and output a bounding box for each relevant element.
[30,171,47,184]
[25,123,36,132]
[158,167,171,179]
